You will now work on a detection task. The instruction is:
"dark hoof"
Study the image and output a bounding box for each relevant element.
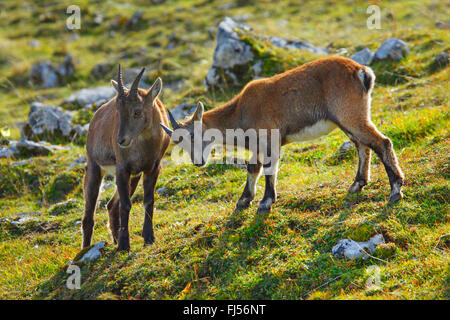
[235,199,251,212]
[117,236,130,251]
[389,192,403,203]
[257,206,271,214]
[117,244,130,252]
[257,198,273,214]
[143,236,155,246]
[348,180,366,194]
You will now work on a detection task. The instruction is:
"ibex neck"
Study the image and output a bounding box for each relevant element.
[202,97,239,133]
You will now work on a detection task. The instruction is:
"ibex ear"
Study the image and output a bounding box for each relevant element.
[147,77,162,102]
[111,80,119,92]
[192,101,204,121]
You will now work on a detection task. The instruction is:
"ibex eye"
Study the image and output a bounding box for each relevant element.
[134,110,142,117]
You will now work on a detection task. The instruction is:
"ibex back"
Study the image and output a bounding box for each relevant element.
[161,57,404,213]
[83,66,170,251]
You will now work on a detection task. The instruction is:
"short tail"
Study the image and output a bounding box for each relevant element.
[357,67,375,93]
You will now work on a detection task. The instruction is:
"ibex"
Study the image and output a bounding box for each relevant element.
[82,65,170,251]
[161,57,404,214]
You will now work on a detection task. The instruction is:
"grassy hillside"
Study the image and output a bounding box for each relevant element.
[0,0,448,299]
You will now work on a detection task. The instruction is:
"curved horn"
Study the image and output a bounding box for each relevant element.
[130,67,145,96]
[117,64,125,97]
[160,123,173,137]
[168,110,180,129]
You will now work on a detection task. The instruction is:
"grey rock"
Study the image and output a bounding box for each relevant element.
[351,48,374,65]
[0,147,15,158]
[30,61,59,88]
[10,159,32,167]
[374,38,409,62]
[29,56,75,88]
[77,241,105,263]
[49,199,80,215]
[58,55,75,78]
[9,140,53,157]
[432,51,449,69]
[169,103,197,121]
[10,216,34,226]
[72,123,89,136]
[91,63,113,79]
[67,157,86,171]
[63,86,115,108]
[25,102,74,138]
[269,36,328,55]
[156,187,168,196]
[332,234,385,260]
[205,17,328,90]
[28,39,40,47]
[213,17,253,69]
[100,181,115,193]
[94,13,103,25]
[334,141,354,160]
[16,211,41,217]
[204,18,253,89]
[435,20,450,29]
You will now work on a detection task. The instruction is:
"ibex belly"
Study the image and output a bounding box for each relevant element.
[285,120,337,143]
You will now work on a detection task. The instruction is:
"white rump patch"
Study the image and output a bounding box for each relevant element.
[286,120,337,143]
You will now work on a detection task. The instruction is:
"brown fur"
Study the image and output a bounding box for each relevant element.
[82,78,170,251]
[169,57,404,213]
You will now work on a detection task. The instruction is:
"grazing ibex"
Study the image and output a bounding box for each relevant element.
[82,65,170,251]
[161,57,404,214]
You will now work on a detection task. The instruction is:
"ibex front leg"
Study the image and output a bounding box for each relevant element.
[82,160,102,248]
[257,159,279,214]
[142,164,161,245]
[116,168,132,251]
[348,139,371,194]
[107,174,141,244]
[236,156,262,211]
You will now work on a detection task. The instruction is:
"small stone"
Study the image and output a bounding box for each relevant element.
[351,48,374,65]
[334,141,353,160]
[67,157,86,170]
[30,61,59,88]
[435,20,450,29]
[24,102,74,139]
[58,54,75,78]
[63,86,116,109]
[432,51,449,70]
[0,147,15,158]
[77,241,105,263]
[374,38,409,62]
[156,187,168,196]
[28,39,40,47]
[332,234,385,260]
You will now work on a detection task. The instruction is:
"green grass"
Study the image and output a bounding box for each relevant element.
[0,0,449,300]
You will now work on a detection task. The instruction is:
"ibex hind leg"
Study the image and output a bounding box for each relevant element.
[342,120,404,202]
[347,138,371,194]
[236,161,263,211]
[107,174,141,243]
[82,160,103,248]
